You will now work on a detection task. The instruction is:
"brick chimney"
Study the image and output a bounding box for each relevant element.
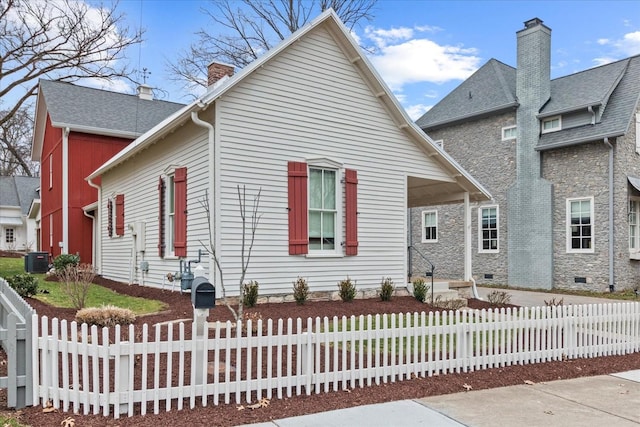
[207,62,235,87]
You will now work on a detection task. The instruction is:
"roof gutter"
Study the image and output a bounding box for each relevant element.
[535,131,625,151]
[50,122,143,140]
[420,102,519,131]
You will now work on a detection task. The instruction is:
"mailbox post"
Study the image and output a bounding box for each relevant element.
[191,271,215,387]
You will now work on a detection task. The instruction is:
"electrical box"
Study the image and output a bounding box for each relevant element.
[191,277,215,309]
[130,222,146,252]
[140,261,149,272]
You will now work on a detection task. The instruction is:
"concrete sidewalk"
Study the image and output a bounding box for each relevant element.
[475,286,628,307]
[239,370,640,426]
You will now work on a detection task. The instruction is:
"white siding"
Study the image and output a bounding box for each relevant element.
[214,26,454,295]
[100,122,211,288]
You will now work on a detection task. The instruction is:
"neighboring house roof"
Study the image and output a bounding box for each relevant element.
[88,9,491,203]
[0,175,39,214]
[31,80,185,161]
[417,52,640,151]
[415,59,517,130]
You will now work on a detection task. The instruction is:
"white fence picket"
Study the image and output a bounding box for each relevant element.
[31,302,640,419]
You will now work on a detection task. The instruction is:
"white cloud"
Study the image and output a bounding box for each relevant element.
[618,31,640,56]
[405,104,432,120]
[360,24,481,93]
[593,56,617,66]
[369,38,480,91]
[597,38,610,45]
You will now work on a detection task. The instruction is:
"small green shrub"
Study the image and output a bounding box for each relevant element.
[75,305,136,327]
[412,278,429,303]
[337,277,357,302]
[242,280,259,308]
[6,273,39,297]
[379,277,395,301]
[487,290,512,306]
[53,254,80,273]
[292,276,309,305]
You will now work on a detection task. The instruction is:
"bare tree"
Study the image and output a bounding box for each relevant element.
[168,0,376,93]
[199,185,262,321]
[0,0,144,175]
[0,108,37,176]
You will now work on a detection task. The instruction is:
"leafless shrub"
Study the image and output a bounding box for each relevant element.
[486,290,512,307]
[57,263,96,310]
[75,305,136,327]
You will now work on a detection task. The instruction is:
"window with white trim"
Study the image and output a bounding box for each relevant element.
[630,198,640,253]
[5,228,14,243]
[167,173,175,254]
[541,116,561,133]
[309,167,337,252]
[422,210,437,242]
[479,206,499,253]
[567,197,593,253]
[502,125,517,140]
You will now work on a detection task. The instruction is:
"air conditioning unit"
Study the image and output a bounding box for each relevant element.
[24,252,49,273]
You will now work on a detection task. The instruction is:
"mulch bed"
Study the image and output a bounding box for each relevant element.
[4,276,640,426]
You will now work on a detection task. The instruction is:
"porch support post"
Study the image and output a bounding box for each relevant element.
[463,192,472,281]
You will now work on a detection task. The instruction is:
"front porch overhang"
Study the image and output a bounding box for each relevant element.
[407,176,491,208]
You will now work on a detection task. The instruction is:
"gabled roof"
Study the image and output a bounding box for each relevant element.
[415,59,517,130]
[417,51,640,151]
[0,176,39,214]
[537,56,640,150]
[88,9,491,203]
[31,80,185,161]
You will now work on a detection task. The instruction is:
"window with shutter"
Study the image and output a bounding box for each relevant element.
[344,169,358,255]
[288,161,308,255]
[173,167,187,257]
[115,194,125,236]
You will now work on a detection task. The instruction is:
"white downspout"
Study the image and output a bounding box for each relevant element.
[87,177,101,273]
[62,127,70,254]
[604,137,614,291]
[82,209,96,268]
[191,107,215,280]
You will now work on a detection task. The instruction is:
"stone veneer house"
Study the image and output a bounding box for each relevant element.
[411,18,640,292]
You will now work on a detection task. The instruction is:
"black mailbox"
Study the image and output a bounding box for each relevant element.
[191,277,215,309]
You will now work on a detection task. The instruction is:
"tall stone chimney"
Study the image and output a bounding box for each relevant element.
[507,18,554,290]
[207,62,235,87]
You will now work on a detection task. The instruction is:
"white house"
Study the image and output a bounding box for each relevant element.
[87,10,491,296]
[0,176,40,252]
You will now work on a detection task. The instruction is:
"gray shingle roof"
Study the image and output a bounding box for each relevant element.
[537,56,640,150]
[0,176,39,214]
[417,53,640,151]
[38,80,185,136]
[415,59,517,130]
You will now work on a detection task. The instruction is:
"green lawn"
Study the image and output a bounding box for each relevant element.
[0,256,166,315]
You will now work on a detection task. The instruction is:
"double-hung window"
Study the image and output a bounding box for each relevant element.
[167,173,175,253]
[5,228,14,243]
[567,197,593,253]
[630,198,640,256]
[158,167,187,258]
[308,167,337,252]
[422,210,437,242]
[479,206,498,252]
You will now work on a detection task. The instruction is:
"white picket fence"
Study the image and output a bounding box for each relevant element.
[33,302,640,419]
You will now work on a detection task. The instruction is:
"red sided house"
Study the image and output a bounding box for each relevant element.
[31,81,184,264]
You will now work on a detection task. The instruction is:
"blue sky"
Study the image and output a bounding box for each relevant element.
[111,0,640,119]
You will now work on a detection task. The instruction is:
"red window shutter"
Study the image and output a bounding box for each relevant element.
[115,194,125,236]
[107,199,113,237]
[174,167,188,257]
[288,161,308,255]
[158,177,165,258]
[345,169,358,256]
